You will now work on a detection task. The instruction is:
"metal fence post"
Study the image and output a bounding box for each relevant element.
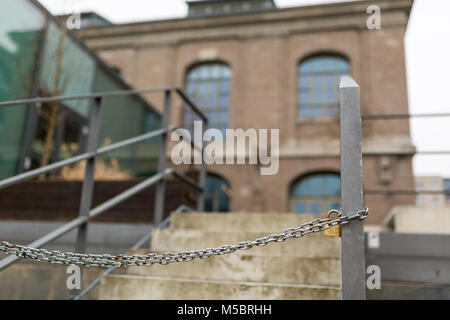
[69,97,102,299]
[75,97,102,254]
[197,121,207,212]
[75,97,102,253]
[339,76,366,300]
[154,89,171,225]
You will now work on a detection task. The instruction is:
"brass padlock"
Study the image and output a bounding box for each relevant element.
[324,210,341,237]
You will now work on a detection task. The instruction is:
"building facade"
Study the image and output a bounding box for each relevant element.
[415,176,447,207]
[75,0,415,224]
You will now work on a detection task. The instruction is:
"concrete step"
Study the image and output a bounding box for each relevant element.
[128,249,341,286]
[99,274,340,300]
[170,212,324,233]
[150,229,341,258]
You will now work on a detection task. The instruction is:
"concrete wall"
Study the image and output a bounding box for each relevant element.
[0,221,150,256]
[0,263,105,300]
[386,206,450,234]
[365,231,450,299]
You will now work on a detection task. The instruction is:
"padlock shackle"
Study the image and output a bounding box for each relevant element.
[327,209,341,219]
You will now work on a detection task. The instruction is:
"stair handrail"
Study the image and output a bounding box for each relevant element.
[0,88,208,272]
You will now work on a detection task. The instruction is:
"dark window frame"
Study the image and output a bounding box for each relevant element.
[290,172,341,215]
[297,54,350,118]
[184,62,232,134]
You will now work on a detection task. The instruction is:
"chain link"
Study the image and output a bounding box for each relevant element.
[0,209,368,268]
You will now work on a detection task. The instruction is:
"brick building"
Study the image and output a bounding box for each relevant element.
[78,0,415,225]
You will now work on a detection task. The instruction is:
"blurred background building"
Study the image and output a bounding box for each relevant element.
[415,176,447,207]
[76,0,415,226]
[56,12,113,29]
[445,178,450,205]
[1,0,449,300]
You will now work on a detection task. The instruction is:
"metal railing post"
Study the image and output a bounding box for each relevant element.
[75,97,102,253]
[70,97,102,298]
[197,121,207,212]
[339,76,366,300]
[154,90,171,225]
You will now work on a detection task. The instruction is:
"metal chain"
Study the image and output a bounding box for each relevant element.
[0,209,368,268]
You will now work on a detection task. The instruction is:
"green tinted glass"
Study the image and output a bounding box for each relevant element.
[0,0,45,177]
[92,70,161,178]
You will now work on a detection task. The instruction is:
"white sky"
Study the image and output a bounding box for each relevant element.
[38,0,450,178]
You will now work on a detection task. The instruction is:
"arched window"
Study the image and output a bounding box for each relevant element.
[204,174,231,212]
[290,173,340,214]
[184,63,231,134]
[298,55,350,118]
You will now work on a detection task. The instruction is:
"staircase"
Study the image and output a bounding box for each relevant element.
[98,213,342,300]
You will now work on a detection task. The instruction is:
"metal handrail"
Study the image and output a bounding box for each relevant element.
[0,159,192,271]
[0,87,209,275]
[170,169,204,192]
[0,88,168,107]
[0,217,89,271]
[175,88,208,123]
[0,87,209,123]
[0,127,171,191]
